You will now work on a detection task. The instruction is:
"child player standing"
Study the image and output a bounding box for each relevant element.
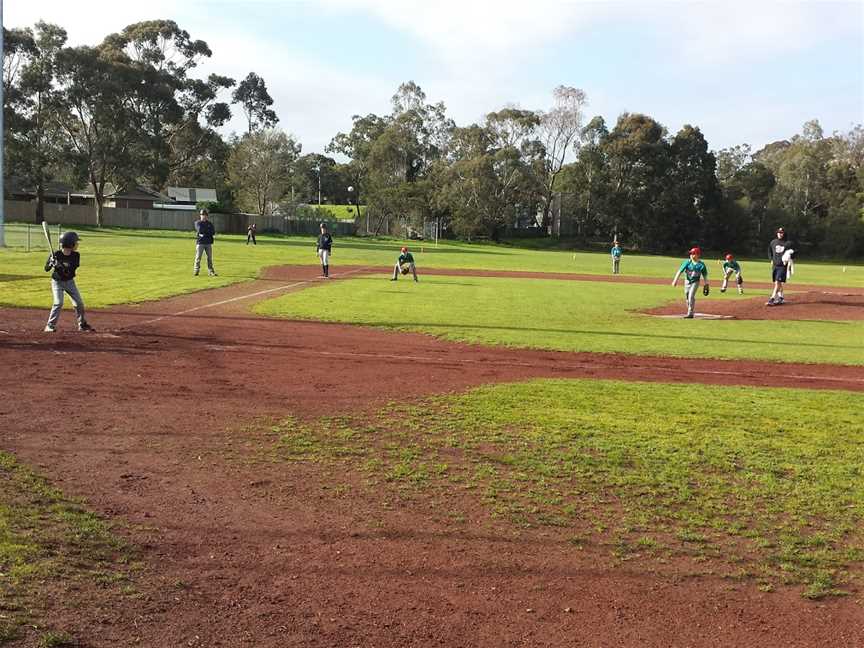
[672,246,710,319]
[316,222,333,278]
[43,231,94,333]
[610,240,623,274]
[720,253,744,294]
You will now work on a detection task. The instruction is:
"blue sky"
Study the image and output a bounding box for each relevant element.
[9,0,864,158]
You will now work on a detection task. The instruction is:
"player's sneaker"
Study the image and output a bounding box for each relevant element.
[738,289,744,295]
[208,271,218,276]
[766,298,776,306]
[720,287,726,293]
[777,296,784,304]
[44,324,56,333]
[78,322,94,332]
[684,313,694,319]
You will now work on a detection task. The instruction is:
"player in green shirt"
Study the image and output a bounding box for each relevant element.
[719,253,744,294]
[671,246,710,318]
[390,246,418,282]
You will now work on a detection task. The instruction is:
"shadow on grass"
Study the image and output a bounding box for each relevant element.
[0,274,39,282]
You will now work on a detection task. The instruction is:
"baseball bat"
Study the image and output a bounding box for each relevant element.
[41,220,55,250]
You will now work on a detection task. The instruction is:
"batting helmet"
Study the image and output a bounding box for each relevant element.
[59,231,80,248]
[401,246,408,253]
[725,253,734,261]
[689,246,702,257]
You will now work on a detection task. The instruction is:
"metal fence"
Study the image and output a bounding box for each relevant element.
[3,200,357,237]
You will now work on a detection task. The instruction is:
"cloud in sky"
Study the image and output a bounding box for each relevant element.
[6,0,863,155]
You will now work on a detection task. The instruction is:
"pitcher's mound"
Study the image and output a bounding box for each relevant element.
[643,291,864,321]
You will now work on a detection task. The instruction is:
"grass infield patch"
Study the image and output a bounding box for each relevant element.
[255,274,864,365]
[263,379,864,597]
[0,452,135,644]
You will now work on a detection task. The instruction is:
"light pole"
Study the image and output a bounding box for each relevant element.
[314,164,321,205]
[0,0,5,248]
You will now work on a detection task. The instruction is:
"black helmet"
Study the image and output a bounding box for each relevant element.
[59,231,80,248]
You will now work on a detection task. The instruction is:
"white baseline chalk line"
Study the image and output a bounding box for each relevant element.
[132,267,371,328]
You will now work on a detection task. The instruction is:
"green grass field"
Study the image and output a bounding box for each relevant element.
[0,452,136,643]
[265,379,864,597]
[255,274,864,365]
[0,223,860,310]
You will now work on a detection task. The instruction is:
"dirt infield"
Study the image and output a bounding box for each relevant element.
[1,265,862,647]
[644,291,864,320]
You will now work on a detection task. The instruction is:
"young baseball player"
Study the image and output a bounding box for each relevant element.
[44,231,94,333]
[246,223,257,245]
[671,246,710,319]
[610,241,623,274]
[720,253,744,294]
[390,246,419,282]
[767,227,792,306]
[193,208,217,276]
[316,222,333,278]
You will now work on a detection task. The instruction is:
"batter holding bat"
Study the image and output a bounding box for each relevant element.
[390,246,418,282]
[42,226,94,333]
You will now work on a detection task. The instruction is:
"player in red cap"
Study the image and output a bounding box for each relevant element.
[719,253,744,294]
[672,246,710,318]
[391,246,418,282]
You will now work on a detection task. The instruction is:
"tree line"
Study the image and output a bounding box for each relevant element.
[4,19,862,257]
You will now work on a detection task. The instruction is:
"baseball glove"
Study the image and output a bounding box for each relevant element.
[702,284,710,296]
[400,263,411,275]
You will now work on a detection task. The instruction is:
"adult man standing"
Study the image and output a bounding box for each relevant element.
[767,227,792,306]
[194,208,217,276]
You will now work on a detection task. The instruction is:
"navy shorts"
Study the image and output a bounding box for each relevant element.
[772,265,787,283]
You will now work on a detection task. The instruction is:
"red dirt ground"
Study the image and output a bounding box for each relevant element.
[1,264,862,647]
[644,291,864,320]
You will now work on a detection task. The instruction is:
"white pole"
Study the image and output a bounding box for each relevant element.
[0,0,5,248]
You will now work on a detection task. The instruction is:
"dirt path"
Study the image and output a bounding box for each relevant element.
[1,265,862,647]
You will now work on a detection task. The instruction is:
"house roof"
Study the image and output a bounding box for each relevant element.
[165,187,218,203]
[105,185,174,203]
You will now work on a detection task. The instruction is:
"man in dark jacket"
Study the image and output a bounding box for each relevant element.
[194,209,217,276]
[766,227,793,306]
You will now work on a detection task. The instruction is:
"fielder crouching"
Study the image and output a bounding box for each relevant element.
[720,253,744,294]
[391,246,418,282]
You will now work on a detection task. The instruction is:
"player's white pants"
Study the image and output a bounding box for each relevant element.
[319,249,330,266]
[684,282,699,316]
[722,269,743,293]
[612,257,620,274]
[392,261,418,281]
